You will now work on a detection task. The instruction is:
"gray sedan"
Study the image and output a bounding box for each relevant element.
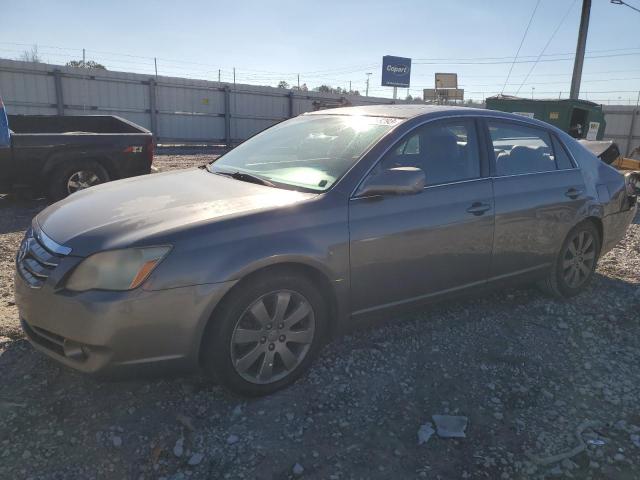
[14,105,638,396]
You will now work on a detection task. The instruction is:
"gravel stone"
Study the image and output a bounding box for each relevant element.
[292,463,304,476]
[173,438,184,458]
[188,453,204,466]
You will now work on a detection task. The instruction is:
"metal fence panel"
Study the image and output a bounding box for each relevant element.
[602,106,640,156]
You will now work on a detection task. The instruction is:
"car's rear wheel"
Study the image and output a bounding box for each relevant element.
[202,271,327,396]
[539,221,600,298]
[48,161,109,201]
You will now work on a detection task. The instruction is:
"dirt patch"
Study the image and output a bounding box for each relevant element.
[1,155,639,479]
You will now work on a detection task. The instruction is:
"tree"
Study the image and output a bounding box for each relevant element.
[66,60,107,70]
[405,94,414,101]
[316,85,332,93]
[277,80,290,89]
[18,45,42,63]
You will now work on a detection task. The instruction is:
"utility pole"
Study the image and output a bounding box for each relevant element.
[82,48,85,64]
[218,69,221,83]
[570,0,591,99]
[349,80,351,93]
[233,67,236,87]
[365,72,372,97]
[154,57,158,79]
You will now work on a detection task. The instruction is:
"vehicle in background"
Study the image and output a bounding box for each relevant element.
[0,107,153,200]
[485,95,640,171]
[14,105,639,396]
[486,95,606,140]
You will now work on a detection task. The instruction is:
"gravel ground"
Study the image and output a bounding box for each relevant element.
[1,154,639,479]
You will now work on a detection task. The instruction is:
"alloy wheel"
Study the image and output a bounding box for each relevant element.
[230,290,315,384]
[562,230,596,289]
[67,170,102,194]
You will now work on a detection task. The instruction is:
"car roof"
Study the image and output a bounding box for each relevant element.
[304,104,565,133]
[304,104,477,119]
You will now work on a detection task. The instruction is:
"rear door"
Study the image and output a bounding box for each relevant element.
[349,118,495,315]
[484,119,587,281]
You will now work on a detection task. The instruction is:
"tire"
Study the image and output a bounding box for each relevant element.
[538,221,601,298]
[47,161,110,201]
[201,271,328,396]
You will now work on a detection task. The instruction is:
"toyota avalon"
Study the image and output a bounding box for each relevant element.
[15,105,638,396]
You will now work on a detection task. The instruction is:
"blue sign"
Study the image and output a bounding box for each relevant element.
[381,55,411,88]
[0,95,9,148]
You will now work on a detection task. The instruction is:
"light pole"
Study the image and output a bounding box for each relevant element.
[531,86,535,99]
[570,0,591,99]
[365,72,372,97]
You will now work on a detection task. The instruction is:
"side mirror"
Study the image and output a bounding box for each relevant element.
[357,167,426,197]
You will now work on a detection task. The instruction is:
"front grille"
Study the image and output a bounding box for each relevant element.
[16,227,67,288]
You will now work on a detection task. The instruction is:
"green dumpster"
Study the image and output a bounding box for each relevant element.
[485,95,606,140]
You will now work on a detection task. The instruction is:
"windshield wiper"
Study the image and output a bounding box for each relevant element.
[212,169,276,187]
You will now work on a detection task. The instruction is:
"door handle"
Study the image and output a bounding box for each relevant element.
[565,188,583,199]
[466,202,491,216]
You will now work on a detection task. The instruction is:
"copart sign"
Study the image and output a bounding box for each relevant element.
[382,56,411,88]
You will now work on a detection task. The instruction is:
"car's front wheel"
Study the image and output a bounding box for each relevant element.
[539,221,601,297]
[202,271,327,396]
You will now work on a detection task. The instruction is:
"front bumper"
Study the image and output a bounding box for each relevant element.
[15,270,236,374]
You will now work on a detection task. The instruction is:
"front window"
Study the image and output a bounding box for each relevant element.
[375,119,481,186]
[209,114,399,192]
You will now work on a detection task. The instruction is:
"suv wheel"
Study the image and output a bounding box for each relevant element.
[202,271,327,396]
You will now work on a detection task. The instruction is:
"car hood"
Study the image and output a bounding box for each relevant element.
[37,168,316,256]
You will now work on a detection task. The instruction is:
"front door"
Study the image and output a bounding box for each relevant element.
[349,118,494,315]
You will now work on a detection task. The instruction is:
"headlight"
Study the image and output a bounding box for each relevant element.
[66,246,171,292]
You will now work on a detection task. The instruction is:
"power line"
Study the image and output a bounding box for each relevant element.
[515,0,579,95]
[502,0,541,93]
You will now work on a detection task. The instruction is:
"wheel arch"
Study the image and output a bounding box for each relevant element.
[197,261,341,366]
[41,153,116,182]
[582,216,603,249]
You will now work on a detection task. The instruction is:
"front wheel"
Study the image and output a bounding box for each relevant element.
[201,272,327,396]
[538,221,601,298]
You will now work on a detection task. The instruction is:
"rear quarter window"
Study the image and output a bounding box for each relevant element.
[551,135,575,170]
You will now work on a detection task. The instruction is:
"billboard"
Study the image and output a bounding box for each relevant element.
[435,73,458,89]
[382,56,411,88]
[423,88,464,102]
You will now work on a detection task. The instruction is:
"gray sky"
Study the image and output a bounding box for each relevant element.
[2,0,640,103]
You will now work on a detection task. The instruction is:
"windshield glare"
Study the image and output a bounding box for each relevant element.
[210,115,398,191]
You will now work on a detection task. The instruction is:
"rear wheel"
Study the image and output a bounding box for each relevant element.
[48,161,109,201]
[538,221,600,297]
[201,272,327,396]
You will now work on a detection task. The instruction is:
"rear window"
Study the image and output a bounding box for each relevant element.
[488,121,557,176]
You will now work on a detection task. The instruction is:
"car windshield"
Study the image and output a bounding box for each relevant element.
[208,114,399,192]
